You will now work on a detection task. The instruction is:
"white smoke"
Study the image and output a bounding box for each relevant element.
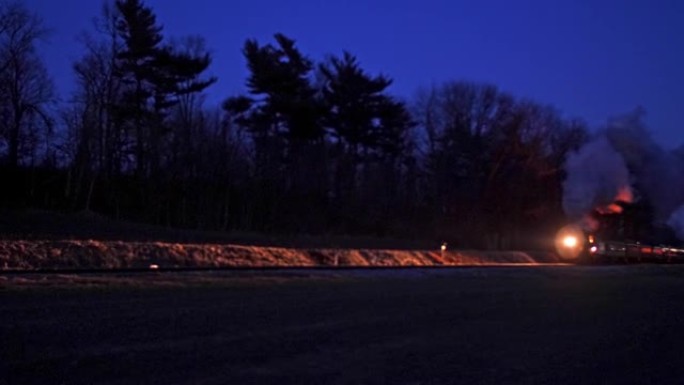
[563,109,684,241]
[562,135,632,221]
[668,206,684,240]
[604,110,684,222]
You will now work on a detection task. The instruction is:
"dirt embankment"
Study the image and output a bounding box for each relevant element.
[0,240,561,270]
[0,210,562,270]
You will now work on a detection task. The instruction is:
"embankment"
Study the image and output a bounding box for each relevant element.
[0,240,560,270]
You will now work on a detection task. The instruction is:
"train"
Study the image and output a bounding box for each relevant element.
[555,206,684,264]
[557,228,684,263]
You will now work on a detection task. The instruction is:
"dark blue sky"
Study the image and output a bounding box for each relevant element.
[25,0,684,147]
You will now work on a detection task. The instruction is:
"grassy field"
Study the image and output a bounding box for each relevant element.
[3,266,684,384]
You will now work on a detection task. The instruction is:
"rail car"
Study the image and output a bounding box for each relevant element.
[556,224,684,264]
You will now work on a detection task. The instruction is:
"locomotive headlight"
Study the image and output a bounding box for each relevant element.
[555,224,586,260]
[563,235,578,248]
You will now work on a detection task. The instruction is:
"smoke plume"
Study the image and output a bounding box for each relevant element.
[668,206,684,241]
[562,135,633,229]
[563,109,684,239]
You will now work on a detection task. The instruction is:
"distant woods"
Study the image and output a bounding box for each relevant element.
[0,0,590,249]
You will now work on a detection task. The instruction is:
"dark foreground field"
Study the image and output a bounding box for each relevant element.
[3,266,684,384]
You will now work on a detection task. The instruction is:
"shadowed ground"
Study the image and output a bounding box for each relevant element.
[2,266,684,384]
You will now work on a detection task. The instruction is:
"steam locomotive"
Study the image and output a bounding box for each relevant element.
[556,203,684,264]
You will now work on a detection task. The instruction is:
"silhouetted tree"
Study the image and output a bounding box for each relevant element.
[59,0,217,224]
[0,1,54,168]
[224,33,330,232]
[0,0,600,248]
[113,0,162,177]
[114,0,215,177]
[164,36,214,179]
[148,39,215,175]
[319,52,410,202]
[66,2,124,210]
[414,81,588,248]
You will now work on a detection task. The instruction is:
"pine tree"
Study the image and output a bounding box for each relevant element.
[319,52,411,200]
[114,0,163,176]
[114,0,215,177]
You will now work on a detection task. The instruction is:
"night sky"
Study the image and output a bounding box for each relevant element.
[25,0,684,148]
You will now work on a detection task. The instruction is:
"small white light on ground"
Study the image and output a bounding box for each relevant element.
[149,264,159,270]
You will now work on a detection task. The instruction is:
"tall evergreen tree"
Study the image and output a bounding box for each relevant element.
[235,33,322,142]
[114,0,163,176]
[226,33,325,219]
[319,52,410,199]
[320,52,392,151]
[114,0,215,177]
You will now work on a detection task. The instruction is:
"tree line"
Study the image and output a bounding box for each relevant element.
[0,0,589,249]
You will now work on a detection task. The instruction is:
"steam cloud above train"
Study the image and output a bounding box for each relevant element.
[562,109,684,239]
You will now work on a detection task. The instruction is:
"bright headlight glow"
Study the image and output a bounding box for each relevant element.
[555,224,586,260]
[563,236,578,248]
